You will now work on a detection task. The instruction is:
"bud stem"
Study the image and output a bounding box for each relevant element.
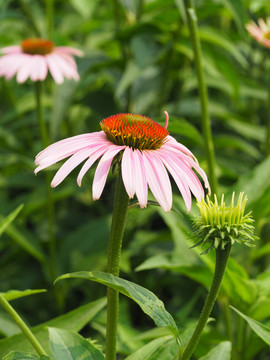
[180,243,232,360]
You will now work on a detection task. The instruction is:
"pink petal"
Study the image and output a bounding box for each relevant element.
[92,146,125,200]
[51,147,95,187]
[0,54,23,79]
[29,55,48,81]
[35,132,106,172]
[50,53,79,80]
[1,46,22,55]
[121,147,135,198]
[156,149,192,212]
[142,150,172,212]
[46,53,64,84]
[132,149,148,208]
[54,46,84,57]
[77,145,109,186]
[162,149,204,199]
[16,55,33,83]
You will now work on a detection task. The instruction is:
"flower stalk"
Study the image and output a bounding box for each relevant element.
[180,243,232,360]
[106,164,129,360]
[184,0,218,195]
[0,294,47,356]
[181,193,257,359]
[35,82,61,308]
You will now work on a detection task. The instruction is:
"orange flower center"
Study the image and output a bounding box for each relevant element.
[100,113,169,150]
[21,38,54,55]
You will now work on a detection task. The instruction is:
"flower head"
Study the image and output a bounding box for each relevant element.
[0,38,83,84]
[35,112,210,213]
[246,18,270,48]
[193,193,258,254]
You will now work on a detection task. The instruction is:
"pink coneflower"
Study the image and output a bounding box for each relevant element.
[246,18,270,48]
[0,38,83,84]
[35,112,210,213]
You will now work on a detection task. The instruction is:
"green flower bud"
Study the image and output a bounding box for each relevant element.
[193,192,258,254]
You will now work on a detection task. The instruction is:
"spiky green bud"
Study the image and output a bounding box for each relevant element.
[193,192,258,254]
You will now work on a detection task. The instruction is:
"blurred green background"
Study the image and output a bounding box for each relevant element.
[0,0,270,359]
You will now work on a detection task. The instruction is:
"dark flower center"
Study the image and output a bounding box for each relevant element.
[100,113,169,150]
[21,38,55,55]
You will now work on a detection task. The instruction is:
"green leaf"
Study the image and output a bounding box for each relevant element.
[0,205,24,237]
[168,117,202,145]
[125,336,179,360]
[198,341,231,360]
[116,61,143,98]
[231,306,270,345]
[3,351,49,360]
[0,298,106,358]
[221,0,247,34]
[49,327,104,360]
[226,156,270,210]
[68,0,96,19]
[3,224,45,263]
[199,27,247,67]
[55,271,181,344]
[0,289,46,302]
[0,312,21,337]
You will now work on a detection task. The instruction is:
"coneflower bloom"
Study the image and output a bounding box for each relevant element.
[246,18,270,48]
[0,38,83,84]
[35,112,210,213]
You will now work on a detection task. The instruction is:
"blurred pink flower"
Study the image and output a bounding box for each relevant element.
[0,38,83,84]
[246,18,270,48]
[35,112,210,213]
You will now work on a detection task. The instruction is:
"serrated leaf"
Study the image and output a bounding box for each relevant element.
[231,306,270,345]
[0,205,23,237]
[55,271,181,344]
[49,327,104,360]
[198,341,231,360]
[0,298,106,358]
[1,289,46,302]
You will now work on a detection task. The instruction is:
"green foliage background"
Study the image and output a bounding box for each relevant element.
[0,0,270,359]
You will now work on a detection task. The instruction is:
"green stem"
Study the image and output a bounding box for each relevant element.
[184,0,218,195]
[266,77,270,157]
[106,166,129,360]
[35,82,61,308]
[35,82,49,148]
[46,0,54,39]
[0,294,47,356]
[180,243,232,360]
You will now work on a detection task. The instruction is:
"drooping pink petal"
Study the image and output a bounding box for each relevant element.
[161,149,205,200]
[54,46,84,57]
[132,149,148,208]
[92,146,125,200]
[51,54,79,80]
[1,46,22,55]
[156,149,192,212]
[121,147,135,198]
[164,136,195,158]
[35,132,106,172]
[46,53,64,84]
[77,145,110,186]
[142,150,172,212]
[29,55,48,81]
[51,147,96,187]
[16,55,33,83]
[0,54,24,79]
